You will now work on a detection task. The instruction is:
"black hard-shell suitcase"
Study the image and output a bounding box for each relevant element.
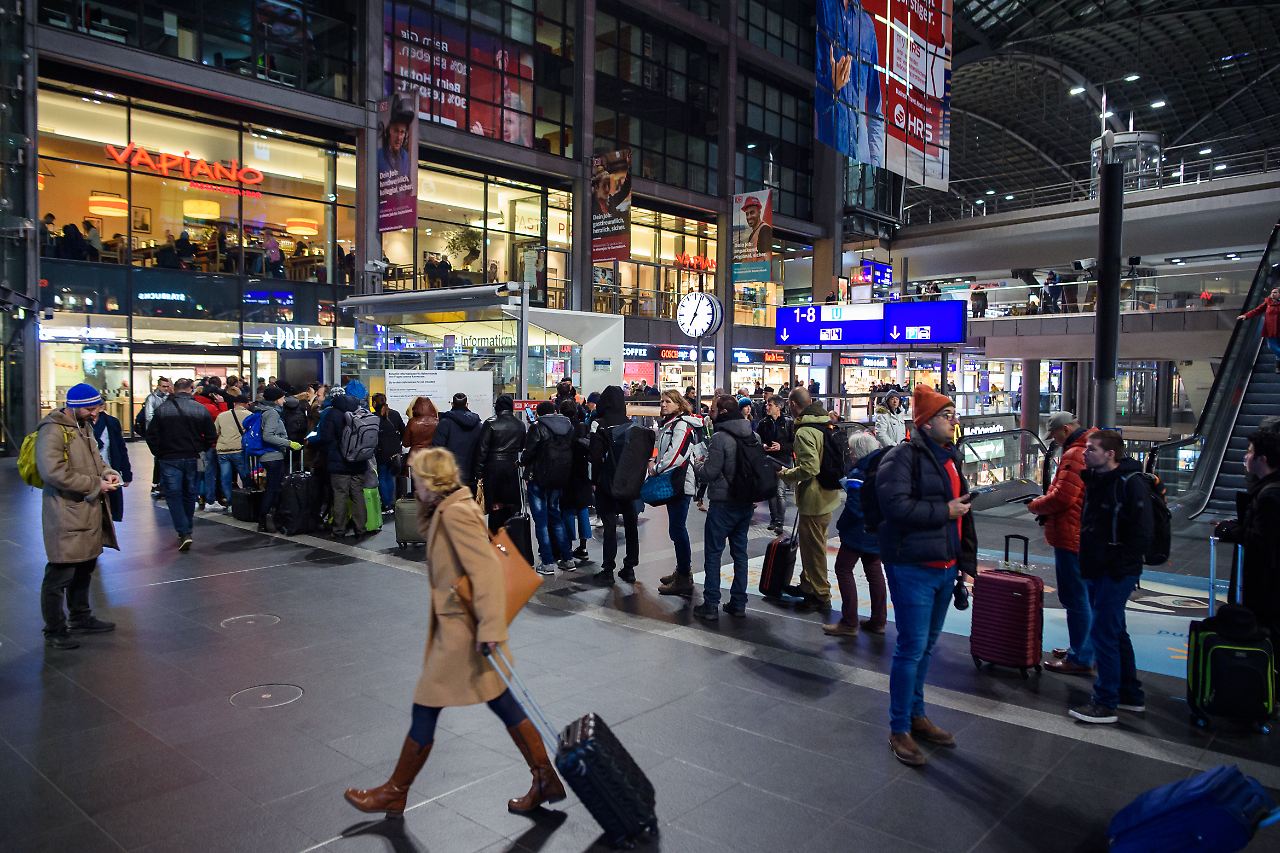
[1188,537,1276,732]
[275,450,319,535]
[485,646,657,849]
[759,515,798,599]
[497,479,535,565]
[231,488,262,523]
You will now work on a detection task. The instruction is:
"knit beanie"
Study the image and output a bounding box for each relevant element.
[66,383,102,408]
[912,384,954,428]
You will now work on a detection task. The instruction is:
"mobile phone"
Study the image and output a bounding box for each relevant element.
[764,457,786,468]
[1006,494,1037,504]
[960,493,974,503]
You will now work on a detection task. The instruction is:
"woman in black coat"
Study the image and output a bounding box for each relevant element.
[472,395,527,534]
[93,410,133,521]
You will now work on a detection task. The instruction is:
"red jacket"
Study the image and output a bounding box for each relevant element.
[194,393,229,420]
[1028,427,1096,553]
[1243,297,1280,340]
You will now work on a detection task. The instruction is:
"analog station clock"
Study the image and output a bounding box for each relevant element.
[675,291,723,340]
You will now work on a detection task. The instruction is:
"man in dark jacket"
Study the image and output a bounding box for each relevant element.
[1069,430,1151,725]
[755,395,793,532]
[691,395,760,622]
[473,395,527,534]
[1216,429,1280,659]
[587,385,638,585]
[147,377,216,550]
[876,385,975,766]
[311,393,370,537]
[523,400,575,575]
[434,393,483,491]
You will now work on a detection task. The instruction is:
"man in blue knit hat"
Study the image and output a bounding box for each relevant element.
[36,383,121,650]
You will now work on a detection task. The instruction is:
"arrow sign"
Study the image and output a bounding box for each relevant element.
[781,328,790,341]
[889,326,901,340]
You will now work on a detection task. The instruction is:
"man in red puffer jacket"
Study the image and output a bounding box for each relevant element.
[1029,412,1097,676]
[1239,282,1280,373]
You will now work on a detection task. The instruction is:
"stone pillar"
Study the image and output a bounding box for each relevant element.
[1020,358,1041,435]
[712,0,738,394]
[355,0,385,295]
[570,0,596,312]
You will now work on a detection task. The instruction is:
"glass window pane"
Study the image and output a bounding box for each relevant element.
[243,131,330,201]
[37,88,129,164]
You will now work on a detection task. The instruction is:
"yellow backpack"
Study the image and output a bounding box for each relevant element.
[18,425,71,488]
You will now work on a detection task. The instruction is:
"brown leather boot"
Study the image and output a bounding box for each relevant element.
[506,719,567,814]
[343,737,432,816]
[889,731,927,767]
[911,715,956,747]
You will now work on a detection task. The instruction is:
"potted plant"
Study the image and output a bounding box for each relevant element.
[445,227,483,269]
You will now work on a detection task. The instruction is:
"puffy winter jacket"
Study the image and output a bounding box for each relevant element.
[194,392,229,420]
[1242,296,1280,339]
[779,404,843,516]
[653,414,702,495]
[1028,427,1095,553]
[874,405,907,449]
[146,393,216,460]
[875,433,977,573]
[311,394,366,475]
[696,413,755,503]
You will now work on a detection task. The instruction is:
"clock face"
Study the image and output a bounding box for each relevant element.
[676,292,722,339]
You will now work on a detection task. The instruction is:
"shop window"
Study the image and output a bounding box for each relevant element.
[128,108,240,171]
[241,193,329,279]
[38,163,128,262]
[243,131,332,202]
[335,148,357,207]
[36,89,128,164]
[418,168,486,226]
[40,259,130,316]
[39,342,134,425]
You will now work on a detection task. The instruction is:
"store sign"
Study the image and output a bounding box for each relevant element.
[38,325,119,341]
[776,300,966,346]
[855,259,893,286]
[656,346,714,363]
[104,143,264,185]
[763,351,787,364]
[623,344,654,359]
[261,326,317,349]
[675,252,717,272]
[136,291,187,302]
[960,415,1018,438]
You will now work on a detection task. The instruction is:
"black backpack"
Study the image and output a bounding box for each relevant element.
[797,422,846,491]
[858,447,890,533]
[282,403,311,443]
[133,406,147,436]
[729,433,779,504]
[534,425,574,489]
[1117,471,1172,565]
[377,412,404,462]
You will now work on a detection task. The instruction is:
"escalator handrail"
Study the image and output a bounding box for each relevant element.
[957,428,1054,489]
[1143,434,1204,475]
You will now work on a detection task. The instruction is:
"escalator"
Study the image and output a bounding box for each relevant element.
[1148,221,1280,521]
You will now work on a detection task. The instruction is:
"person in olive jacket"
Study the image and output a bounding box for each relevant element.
[472,395,527,533]
[37,384,121,649]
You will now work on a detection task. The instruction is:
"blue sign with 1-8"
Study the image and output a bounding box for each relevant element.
[775,300,966,347]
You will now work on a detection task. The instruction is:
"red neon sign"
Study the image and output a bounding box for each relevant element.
[674,252,716,271]
[104,143,265,185]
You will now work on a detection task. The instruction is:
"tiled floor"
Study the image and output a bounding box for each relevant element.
[2,450,1278,852]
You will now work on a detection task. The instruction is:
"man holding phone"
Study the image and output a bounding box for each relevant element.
[36,383,122,650]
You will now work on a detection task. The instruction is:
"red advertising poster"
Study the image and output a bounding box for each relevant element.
[815,0,951,191]
[591,150,632,263]
[376,92,419,234]
[384,2,535,149]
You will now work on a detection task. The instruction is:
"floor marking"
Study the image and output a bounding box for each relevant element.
[131,558,317,587]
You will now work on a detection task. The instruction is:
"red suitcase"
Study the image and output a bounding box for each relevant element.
[970,534,1044,678]
[758,515,798,599]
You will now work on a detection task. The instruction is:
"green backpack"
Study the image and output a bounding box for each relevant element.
[18,425,71,488]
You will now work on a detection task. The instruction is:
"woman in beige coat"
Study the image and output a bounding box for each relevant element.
[344,448,565,817]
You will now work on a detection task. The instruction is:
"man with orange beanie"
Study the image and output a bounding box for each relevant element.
[875,385,976,767]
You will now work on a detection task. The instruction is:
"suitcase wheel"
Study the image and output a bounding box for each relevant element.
[1019,668,1030,680]
[1191,714,1210,730]
[972,655,984,670]
[1034,664,1042,674]
[397,541,405,549]
[1258,721,1272,735]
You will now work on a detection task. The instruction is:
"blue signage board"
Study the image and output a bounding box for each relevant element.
[775,300,965,347]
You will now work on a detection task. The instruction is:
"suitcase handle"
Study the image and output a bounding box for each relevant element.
[1004,534,1029,567]
[1207,536,1245,617]
[482,645,559,751]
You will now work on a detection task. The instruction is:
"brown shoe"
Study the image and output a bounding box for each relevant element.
[1051,647,1070,660]
[822,621,858,637]
[859,619,887,635]
[506,719,567,814]
[344,736,432,816]
[1044,659,1095,676]
[911,716,956,747]
[889,732,927,767]
[658,574,694,597]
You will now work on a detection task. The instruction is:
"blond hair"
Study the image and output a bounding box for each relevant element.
[660,389,691,416]
[408,447,463,495]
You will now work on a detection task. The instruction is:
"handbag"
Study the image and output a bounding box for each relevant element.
[452,527,543,627]
[475,478,486,509]
[640,468,678,506]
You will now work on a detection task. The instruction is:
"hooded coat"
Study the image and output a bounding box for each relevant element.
[434,407,483,485]
[315,394,367,475]
[696,412,757,504]
[403,397,440,452]
[874,401,908,449]
[780,403,844,516]
[1079,457,1151,580]
[875,431,978,573]
[1242,296,1280,339]
[37,409,120,564]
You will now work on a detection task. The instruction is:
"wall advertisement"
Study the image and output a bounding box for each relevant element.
[590,149,632,262]
[732,190,773,283]
[383,369,495,423]
[815,0,952,191]
[376,92,420,233]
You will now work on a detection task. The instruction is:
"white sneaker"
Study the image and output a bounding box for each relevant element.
[536,563,557,576]
[1117,702,1146,713]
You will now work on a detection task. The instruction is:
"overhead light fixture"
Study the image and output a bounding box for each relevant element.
[985,189,995,195]
[1068,85,1086,96]
[1199,147,1212,155]
[1226,253,1240,260]
[1150,100,1167,109]
[746,143,757,149]
[1004,194,1014,200]
[285,218,319,236]
[975,199,985,205]
[87,194,128,217]
[1214,163,1227,171]
[183,199,220,220]
[1100,110,1114,118]
[1124,73,1140,82]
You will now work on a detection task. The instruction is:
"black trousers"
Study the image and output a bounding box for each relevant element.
[42,558,97,635]
[596,492,639,571]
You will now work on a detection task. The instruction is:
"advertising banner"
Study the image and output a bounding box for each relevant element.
[384,2,535,148]
[815,0,952,191]
[383,369,495,423]
[376,92,419,233]
[732,190,773,283]
[591,150,632,262]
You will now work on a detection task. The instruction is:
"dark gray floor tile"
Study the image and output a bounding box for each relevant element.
[17,719,173,784]
[90,777,260,850]
[217,741,370,805]
[855,771,1024,853]
[672,783,852,853]
[265,764,436,839]
[54,749,212,817]
[644,757,738,822]
[432,762,581,841]
[8,818,124,853]
[1052,742,1195,797]
[134,805,320,853]
[0,767,90,842]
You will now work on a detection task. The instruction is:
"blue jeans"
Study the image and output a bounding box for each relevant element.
[1267,337,1280,360]
[158,458,199,536]
[561,506,591,544]
[666,494,693,574]
[377,459,399,509]
[528,482,571,565]
[1054,548,1094,667]
[1086,574,1144,709]
[218,452,249,503]
[884,563,956,733]
[200,447,218,501]
[702,501,753,609]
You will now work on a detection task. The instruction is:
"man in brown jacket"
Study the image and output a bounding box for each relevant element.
[37,383,121,650]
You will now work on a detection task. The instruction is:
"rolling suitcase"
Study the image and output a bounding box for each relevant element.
[758,514,798,599]
[231,488,263,523]
[1108,764,1280,853]
[485,646,658,849]
[394,498,421,548]
[501,480,535,566]
[970,534,1044,678]
[1188,538,1276,731]
[275,450,319,535]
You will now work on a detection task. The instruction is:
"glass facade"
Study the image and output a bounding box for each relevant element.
[594,7,719,196]
[736,72,814,220]
[592,208,716,320]
[384,0,576,156]
[736,0,813,68]
[38,0,356,100]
